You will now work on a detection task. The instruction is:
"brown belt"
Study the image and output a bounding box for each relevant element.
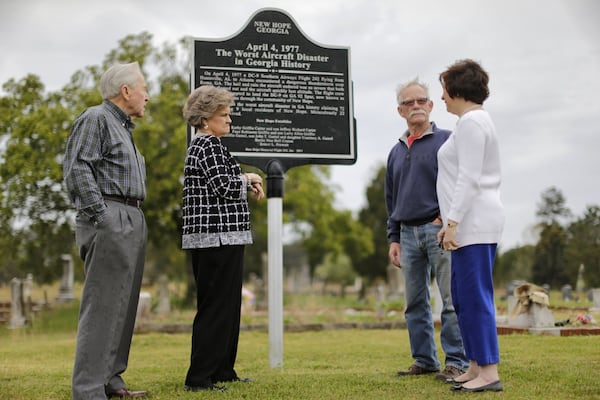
[103,195,143,208]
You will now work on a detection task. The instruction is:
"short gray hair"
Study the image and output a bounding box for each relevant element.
[183,85,235,129]
[99,62,143,100]
[395,78,429,105]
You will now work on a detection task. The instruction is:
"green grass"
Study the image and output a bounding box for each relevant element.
[1,302,600,399]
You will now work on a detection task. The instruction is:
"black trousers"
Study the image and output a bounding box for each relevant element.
[185,245,244,387]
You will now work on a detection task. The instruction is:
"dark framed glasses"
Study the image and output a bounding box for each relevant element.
[400,97,429,107]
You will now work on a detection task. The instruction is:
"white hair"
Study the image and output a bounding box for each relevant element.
[99,62,143,100]
[395,77,429,105]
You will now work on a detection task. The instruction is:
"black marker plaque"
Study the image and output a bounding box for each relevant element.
[193,8,356,172]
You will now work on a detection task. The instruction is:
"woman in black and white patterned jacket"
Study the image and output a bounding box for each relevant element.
[181,85,264,392]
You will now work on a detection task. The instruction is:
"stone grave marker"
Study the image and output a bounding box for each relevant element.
[9,278,26,329]
[561,284,573,302]
[509,282,554,328]
[155,274,171,316]
[57,254,75,303]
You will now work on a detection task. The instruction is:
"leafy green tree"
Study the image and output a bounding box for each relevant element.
[0,32,186,284]
[315,252,356,297]
[494,244,535,286]
[535,186,572,225]
[531,187,571,288]
[282,165,373,279]
[565,205,600,287]
[354,164,389,292]
[531,223,569,287]
[0,32,371,298]
[0,75,75,282]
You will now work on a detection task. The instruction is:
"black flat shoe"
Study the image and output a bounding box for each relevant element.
[445,377,472,384]
[215,376,253,383]
[451,380,503,392]
[184,384,227,392]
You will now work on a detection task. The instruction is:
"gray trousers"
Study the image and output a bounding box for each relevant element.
[72,200,147,400]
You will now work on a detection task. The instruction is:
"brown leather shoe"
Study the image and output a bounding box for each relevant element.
[397,364,439,376]
[107,388,148,398]
[435,365,465,381]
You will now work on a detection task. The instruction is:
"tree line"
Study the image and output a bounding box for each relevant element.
[0,33,374,298]
[1,33,598,299]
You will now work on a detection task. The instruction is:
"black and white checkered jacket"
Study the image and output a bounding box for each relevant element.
[182,134,253,249]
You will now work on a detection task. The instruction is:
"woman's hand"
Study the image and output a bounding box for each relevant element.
[251,181,265,200]
[438,220,460,251]
[244,173,265,200]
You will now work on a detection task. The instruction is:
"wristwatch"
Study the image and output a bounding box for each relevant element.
[244,174,253,189]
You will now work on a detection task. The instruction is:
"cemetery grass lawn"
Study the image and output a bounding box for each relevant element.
[1,305,600,399]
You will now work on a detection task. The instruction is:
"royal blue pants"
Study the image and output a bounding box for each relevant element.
[451,243,500,365]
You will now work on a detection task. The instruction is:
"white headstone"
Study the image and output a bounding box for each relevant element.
[9,278,26,329]
[155,274,171,316]
[508,283,555,328]
[136,291,152,321]
[591,288,600,310]
[56,254,75,303]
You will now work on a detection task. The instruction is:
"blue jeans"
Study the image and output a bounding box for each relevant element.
[400,222,468,371]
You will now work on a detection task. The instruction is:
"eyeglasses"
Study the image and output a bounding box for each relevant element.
[400,97,429,107]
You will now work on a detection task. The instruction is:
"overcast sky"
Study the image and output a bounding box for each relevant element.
[1,0,599,251]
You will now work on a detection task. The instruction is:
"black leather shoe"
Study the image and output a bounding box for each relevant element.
[445,377,472,384]
[107,388,148,398]
[451,380,503,392]
[184,384,227,392]
[229,377,253,383]
[214,375,253,383]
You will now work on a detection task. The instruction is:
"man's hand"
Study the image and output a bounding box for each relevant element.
[388,242,401,268]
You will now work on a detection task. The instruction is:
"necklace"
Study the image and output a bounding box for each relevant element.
[460,104,483,117]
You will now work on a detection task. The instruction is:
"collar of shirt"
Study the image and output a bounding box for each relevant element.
[399,122,434,146]
[103,100,136,131]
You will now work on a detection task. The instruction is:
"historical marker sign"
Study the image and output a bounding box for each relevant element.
[193,8,356,171]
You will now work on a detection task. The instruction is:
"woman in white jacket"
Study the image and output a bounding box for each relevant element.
[436,59,505,393]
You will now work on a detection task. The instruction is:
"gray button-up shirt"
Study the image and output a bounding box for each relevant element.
[63,100,146,222]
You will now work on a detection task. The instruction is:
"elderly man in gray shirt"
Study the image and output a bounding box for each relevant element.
[63,62,149,399]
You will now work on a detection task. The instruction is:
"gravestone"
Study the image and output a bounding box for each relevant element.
[23,273,33,314]
[591,288,600,310]
[241,286,256,314]
[136,292,152,321]
[286,263,310,293]
[23,273,33,302]
[9,278,26,329]
[561,284,573,302]
[155,274,171,316]
[56,254,75,303]
[506,280,525,314]
[509,282,554,328]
